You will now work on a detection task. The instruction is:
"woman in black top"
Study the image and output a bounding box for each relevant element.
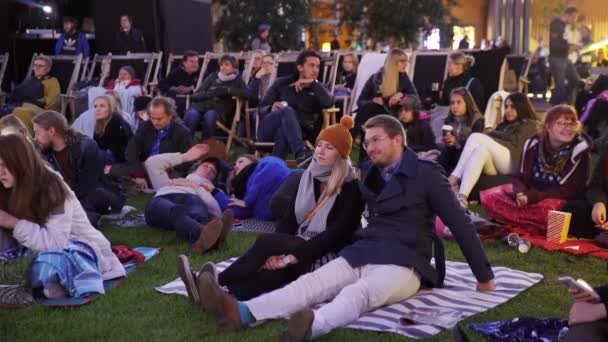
[92,95,133,165]
[334,53,358,96]
[440,52,485,112]
[177,116,365,302]
[355,48,417,162]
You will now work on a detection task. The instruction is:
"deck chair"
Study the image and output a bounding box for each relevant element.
[98,52,160,91]
[134,52,163,94]
[0,53,9,93]
[26,54,83,117]
[504,54,532,93]
[332,51,365,117]
[410,51,449,104]
[348,52,387,118]
[187,52,249,156]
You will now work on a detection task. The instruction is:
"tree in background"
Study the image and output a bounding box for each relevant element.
[339,0,459,49]
[214,0,310,51]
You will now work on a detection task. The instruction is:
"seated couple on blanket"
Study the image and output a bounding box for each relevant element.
[0,135,125,300]
[177,115,496,341]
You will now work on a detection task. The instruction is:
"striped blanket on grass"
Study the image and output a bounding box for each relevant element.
[232,219,275,234]
[155,257,543,339]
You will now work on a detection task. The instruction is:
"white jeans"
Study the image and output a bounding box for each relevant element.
[245,257,421,339]
[451,133,512,197]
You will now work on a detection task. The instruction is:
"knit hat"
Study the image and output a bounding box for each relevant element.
[316,116,354,159]
[120,65,136,79]
[258,24,271,32]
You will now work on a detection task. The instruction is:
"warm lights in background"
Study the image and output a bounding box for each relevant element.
[321,42,331,52]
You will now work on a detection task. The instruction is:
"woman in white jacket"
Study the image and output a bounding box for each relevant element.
[0,134,125,297]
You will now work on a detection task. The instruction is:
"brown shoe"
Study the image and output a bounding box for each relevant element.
[197,272,242,331]
[177,255,199,304]
[192,219,223,254]
[217,209,234,248]
[277,309,314,342]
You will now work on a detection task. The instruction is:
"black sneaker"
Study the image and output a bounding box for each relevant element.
[177,255,199,304]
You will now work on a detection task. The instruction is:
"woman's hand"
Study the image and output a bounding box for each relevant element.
[388,92,403,106]
[592,202,607,228]
[229,198,247,208]
[516,192,528,207]
[261,255,286,270]
[134,177,149,190]
[0,209,18,230]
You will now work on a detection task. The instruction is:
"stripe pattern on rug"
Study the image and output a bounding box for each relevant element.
[155,258,543,339]
[232,219,276,234]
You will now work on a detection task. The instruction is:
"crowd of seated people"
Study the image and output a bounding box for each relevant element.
[3,40,608,341]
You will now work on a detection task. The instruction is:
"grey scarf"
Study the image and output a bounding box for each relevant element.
[217,71,238,83]
[294,158,355,240]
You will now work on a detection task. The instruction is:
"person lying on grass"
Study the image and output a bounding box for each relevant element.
[177,116,364,304]
[0,134,125,298]
[144,143,231,254]
[194,115,495,341]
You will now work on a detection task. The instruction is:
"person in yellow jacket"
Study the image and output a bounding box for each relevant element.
[12,55,60,133]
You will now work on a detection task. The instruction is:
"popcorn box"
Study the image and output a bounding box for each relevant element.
[547,210,572,244]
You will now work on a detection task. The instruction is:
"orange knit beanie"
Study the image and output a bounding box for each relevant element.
[316,116,354,159]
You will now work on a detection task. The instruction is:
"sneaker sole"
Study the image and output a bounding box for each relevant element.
[177,255,199,304]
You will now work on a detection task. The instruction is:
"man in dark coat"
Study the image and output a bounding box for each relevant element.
[197,114,496,341]
[257,50,334,163]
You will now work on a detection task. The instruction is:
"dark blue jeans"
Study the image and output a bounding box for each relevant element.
[549,56,580,105]
[144,193,210,242]
[257,106,306,159]
[183,108,219,139]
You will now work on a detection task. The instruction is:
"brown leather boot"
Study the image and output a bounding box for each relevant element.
[217,209,234,248]
[197,272,243,331]
[276,309,314,342]
[191,219,223,254]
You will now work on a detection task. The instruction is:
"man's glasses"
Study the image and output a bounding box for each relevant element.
[362,135,389,150]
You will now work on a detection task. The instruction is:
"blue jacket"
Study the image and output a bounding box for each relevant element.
[339,148,494,287]
[55,32,90,57]
[214,157,293,220]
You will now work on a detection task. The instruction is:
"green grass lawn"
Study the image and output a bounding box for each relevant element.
[1,196,607,341]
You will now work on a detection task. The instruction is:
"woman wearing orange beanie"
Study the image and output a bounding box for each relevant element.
[177,116,366,303]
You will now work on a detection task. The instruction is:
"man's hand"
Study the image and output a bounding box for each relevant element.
[569,302,607,326]
[569,288,600,303]
[104,165,112,175]
[372,97,384,106]
[476,279,496,292]
[0,209,18,230]
[256,67,270,78]
[168,178,199,189]
[182,144,210,163]
[200,183,215,193]
[293,78,315,92]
